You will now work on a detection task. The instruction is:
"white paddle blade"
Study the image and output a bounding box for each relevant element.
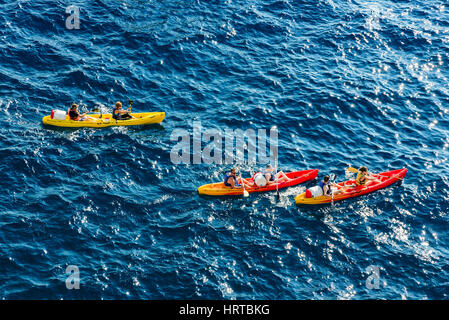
[243,190,249,197]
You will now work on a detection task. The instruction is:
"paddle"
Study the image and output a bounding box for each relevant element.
[91,105,103,118]
[75,104,100,121]
[275,158,280,200]
[241,176,249,198]
[347,166,358,173]
[237,165,249,197]
[79,104,99,114]
[346,165,376,185]
[126,99,137,119]
[330,173,336,205]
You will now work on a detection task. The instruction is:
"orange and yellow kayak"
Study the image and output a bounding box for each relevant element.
[198,169,319,196]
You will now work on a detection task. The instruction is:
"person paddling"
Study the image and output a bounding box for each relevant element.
[356,166,378,186]
[305,175,342,198]
[68,104,95,121]
[224,168,251,188]
[112,101,135,120]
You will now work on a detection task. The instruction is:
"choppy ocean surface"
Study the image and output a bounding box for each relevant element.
[0,0,448,299]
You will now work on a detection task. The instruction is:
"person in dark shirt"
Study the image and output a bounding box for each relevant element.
[223,168,252,188]
[112,101,135,120]
[68,104,95,121]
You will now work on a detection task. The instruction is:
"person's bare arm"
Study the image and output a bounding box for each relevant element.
[266,174,275,185]
[366,174,380,183]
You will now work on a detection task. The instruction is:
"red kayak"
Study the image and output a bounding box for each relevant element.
[295,168,407,204]
[198,169,319,196]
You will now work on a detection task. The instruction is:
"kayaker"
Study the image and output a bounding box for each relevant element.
[356,166,378,186]
[305,175,342,198]
[264,164,291,185]
[224,168,251,188]
[112,101,135,120]
[68,104,95,121]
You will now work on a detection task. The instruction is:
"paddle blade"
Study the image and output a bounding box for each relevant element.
[347,166,358,173]
[243,190,249,197]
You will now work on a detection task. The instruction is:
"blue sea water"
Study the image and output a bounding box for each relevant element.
[0,0,448,300]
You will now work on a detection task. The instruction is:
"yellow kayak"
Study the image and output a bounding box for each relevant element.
[42,112,165,128]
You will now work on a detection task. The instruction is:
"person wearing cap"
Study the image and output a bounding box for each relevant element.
[68,104,95,121]
[112,101,135,120]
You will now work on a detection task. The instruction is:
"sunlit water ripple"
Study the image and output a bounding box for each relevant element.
[0,0,448,299]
